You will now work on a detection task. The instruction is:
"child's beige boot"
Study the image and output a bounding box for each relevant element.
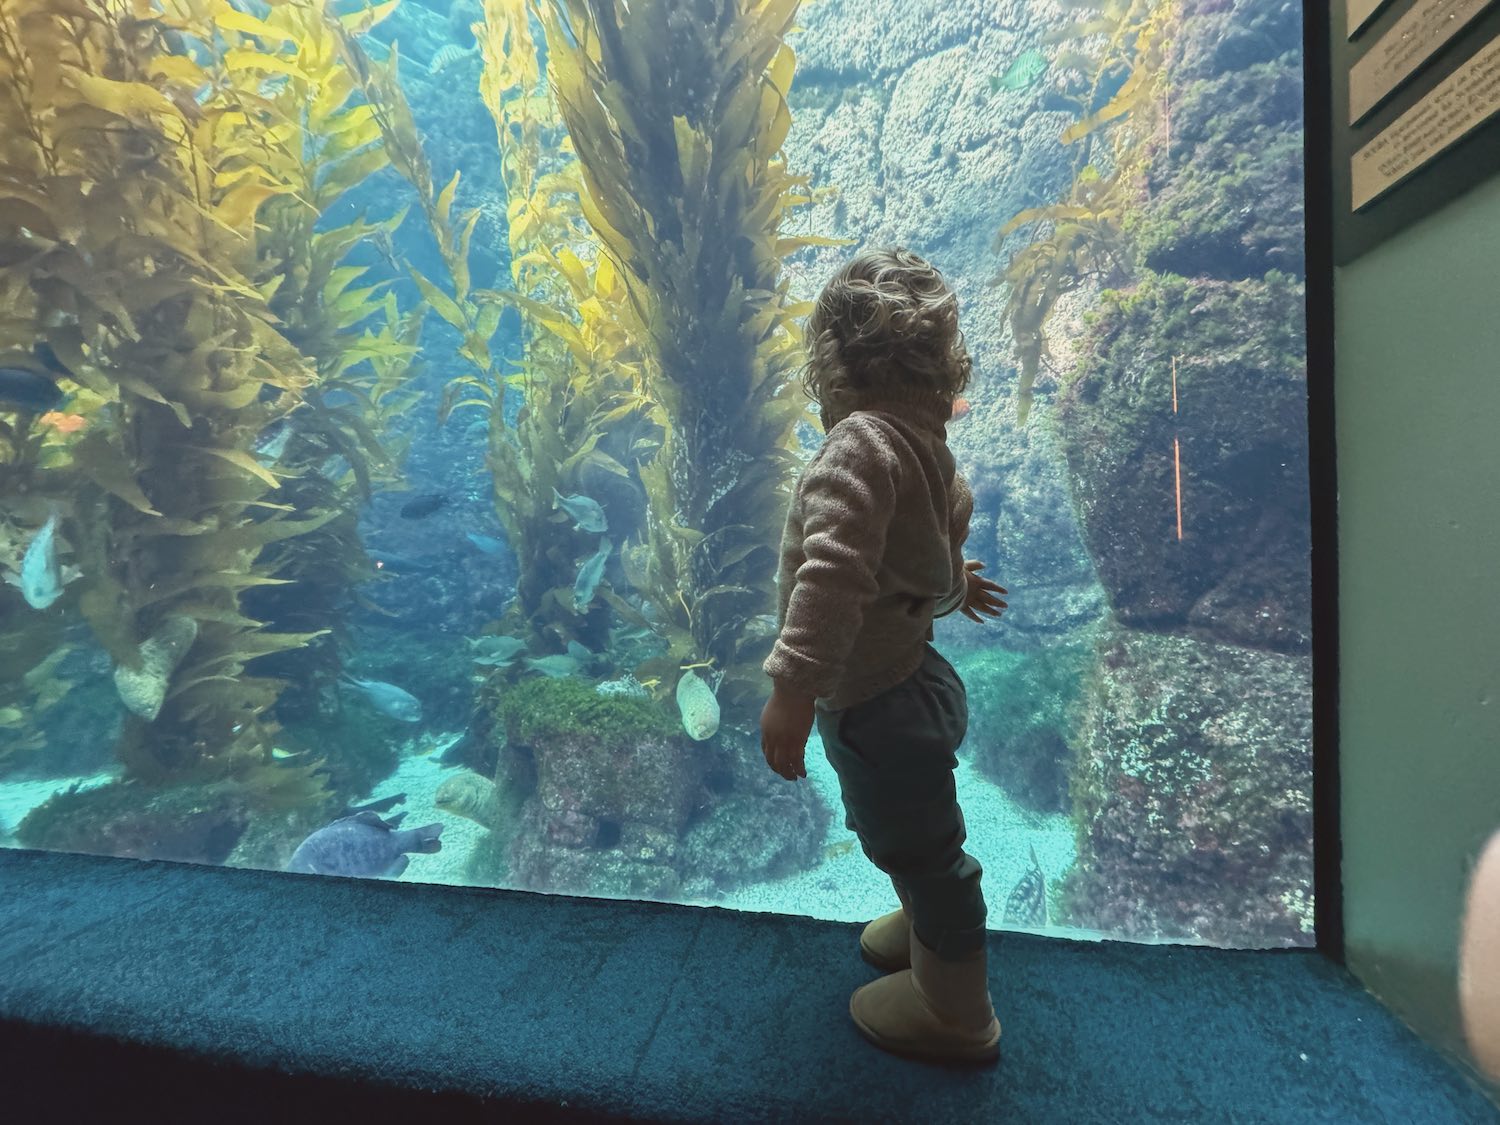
[859,881,912,971]
[849,920,1001,1065]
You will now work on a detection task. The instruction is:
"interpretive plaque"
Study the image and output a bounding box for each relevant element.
[1349,0,1496,123]
[1348,0,1390,38]
[1351,30,1500,209]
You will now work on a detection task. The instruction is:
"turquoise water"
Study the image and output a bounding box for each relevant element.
[0,0,1310,947]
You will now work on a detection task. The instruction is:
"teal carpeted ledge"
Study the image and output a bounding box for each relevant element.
[0,847,1494,1124]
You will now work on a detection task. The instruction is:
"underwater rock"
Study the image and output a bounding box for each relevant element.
[1058,622,1313,946]
[678,782,834,898]
[113,615,198,721]
[16,778,250,866]
[1136,60,1304,281]
[675,670,721,741]
[1054,274,1310,654]
[435,770,502,830]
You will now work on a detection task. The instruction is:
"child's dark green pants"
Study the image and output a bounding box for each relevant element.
[815,643,989,962]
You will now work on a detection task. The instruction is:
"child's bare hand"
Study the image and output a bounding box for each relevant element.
[960,559,1007,623]
[760,682,814,781]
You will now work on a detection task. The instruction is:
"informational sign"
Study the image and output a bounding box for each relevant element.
[1348,0,1391,38]
[1349,0,1497,123]
[1351,30,1500,209]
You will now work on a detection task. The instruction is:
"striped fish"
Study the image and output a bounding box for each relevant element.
[1002,844,1049,928]
[429,44,477,74]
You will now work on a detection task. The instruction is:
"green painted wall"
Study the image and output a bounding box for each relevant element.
[1336,169,1500,1098]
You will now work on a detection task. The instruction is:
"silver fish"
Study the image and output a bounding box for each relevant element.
[466,532,506,556]
[524,642,591,679]
[8,512,77,610]
[552,488,607,533]
[340,673,423,722]
[572,537,612,612]
[468,634,528,666]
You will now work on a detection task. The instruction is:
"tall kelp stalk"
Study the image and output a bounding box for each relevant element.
[209,0,424,719]
[340,6,653,662]
[472,0,655,659]
[0,0,368,805]
[996,0,1178,424]
[537,0,830,725]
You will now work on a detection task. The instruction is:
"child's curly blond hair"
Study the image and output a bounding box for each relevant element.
[800,247,972,428]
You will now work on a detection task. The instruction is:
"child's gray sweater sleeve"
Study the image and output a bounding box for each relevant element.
[933,473,974,619]
[763,417,901,699]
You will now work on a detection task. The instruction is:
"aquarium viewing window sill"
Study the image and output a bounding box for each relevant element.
[2,847,1494,1123]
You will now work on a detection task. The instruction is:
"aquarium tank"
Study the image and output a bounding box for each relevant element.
[0,0,1310,948]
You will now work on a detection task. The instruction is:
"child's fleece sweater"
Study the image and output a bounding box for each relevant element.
[763,386,973,712]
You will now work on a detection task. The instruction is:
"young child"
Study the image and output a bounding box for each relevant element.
[760,247,1009,1065]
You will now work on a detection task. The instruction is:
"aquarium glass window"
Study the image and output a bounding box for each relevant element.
[0,0,1310,948]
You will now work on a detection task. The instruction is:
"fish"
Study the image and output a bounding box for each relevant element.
[253,417,295,464]
[0,366,63,412]
[466,532,506,556]
[991,48,1048,94]
[552,487,607,533]
[523,654,579,677]
[572,537,612,613]
[6,512,79,610]
[284,810,443,879]
[367,549,438,574]
[400,493,449,519]
[950,396,971,421]
[37,411,86,434]
[1001,844,1049,928]
[675,668,721,741]
[340,673,423,722]
[429,43,477,74]
[434,771,502,829]
[823,839,857,861]
[467,634,528,666]
[595,673,650,699]
[523,645,591,679]
[341,792,407,818]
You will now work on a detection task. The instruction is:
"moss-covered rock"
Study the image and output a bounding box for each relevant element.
[1130,62,1303,281]
[494,676,679,750]
[1053,271,1309,653]
[1057,623,1313,946]
[955,637,1093,815]
[16,778,251,866]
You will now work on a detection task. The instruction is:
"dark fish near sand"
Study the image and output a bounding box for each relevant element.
[1002,844,1048,928]
[0,367,62,412]
[400,493,449,519]
[285,811,443,878]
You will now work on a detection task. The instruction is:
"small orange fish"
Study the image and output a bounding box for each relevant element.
[950,397,971,421]
[37,411,86,434]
